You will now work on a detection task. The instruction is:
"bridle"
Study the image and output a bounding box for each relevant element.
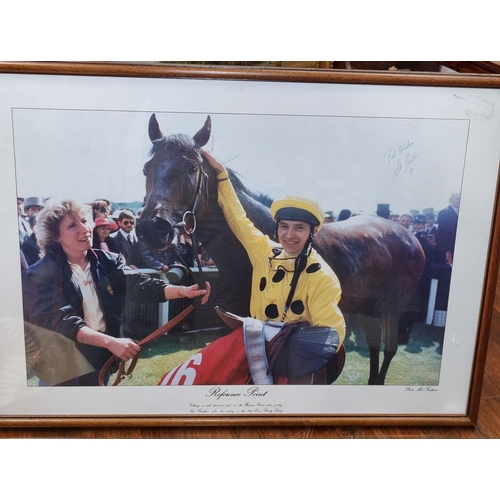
[171,156,209,287]
[175,156,209,235]
[98,156,211,387]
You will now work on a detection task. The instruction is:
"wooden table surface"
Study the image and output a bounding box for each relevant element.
[2,271,500,439]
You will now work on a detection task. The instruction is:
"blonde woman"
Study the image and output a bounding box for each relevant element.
[23,199,210,386]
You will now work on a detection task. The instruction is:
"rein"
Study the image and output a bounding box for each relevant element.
[98,302,197,386]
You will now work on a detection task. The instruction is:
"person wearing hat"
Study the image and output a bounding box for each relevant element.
[412,213,436,320]
[202,150,345,343]
[92,217,120,253]
[422,208,438,238]
[413,213,436,255]
[412,213,427,235]
[21,213,41,267]
[337,208,352,221]
[24,197,45,218]
[18,197,31,244]
[324,212,334,224]
[376,203,391,219]
[91,198,112,221]
[158,151,345,386]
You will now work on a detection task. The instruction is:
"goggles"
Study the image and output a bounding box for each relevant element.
[268,251,297,273]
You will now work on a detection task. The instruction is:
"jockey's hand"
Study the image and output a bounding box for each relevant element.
[201,150,226,174]
[108,337,140,361]
[181,282,211,305]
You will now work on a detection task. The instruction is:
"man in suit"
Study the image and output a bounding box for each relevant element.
[18,197,31,244]
[423,207,438,238]
[112,209,143,269]
[112,209,158,339]
[436,193,460,264]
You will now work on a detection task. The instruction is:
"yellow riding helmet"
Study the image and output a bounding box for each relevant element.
[271,195,324,231]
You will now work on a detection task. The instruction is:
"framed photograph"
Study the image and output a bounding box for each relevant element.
[1,62,499,427]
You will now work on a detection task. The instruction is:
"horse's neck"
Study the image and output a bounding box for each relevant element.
[236,191,275,238]
[194,184,274,316]
[199,177,275,251]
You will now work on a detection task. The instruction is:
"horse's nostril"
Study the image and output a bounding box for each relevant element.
[151,216,173,233]
[136,217,173,250]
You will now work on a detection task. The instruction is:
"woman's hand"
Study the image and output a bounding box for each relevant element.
[185,282,211,304]
[76,327,140,361]
[166,282,211,304]
[201,150,226,174]
[108,337,141,361]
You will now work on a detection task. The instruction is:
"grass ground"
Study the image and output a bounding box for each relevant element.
[336,321,444,386]
[114,328,226,386]
[28,320,444,387]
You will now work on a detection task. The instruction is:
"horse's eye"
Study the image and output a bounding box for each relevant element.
[187,160,199,174]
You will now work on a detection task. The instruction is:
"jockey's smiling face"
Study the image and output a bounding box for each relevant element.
[277,220,317,256]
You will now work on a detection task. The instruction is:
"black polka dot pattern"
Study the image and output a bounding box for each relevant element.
[265,304,279,319]
[291,300,305,315]
[306,263,321,274]
[272,269,285,283]
[259,277,267,291]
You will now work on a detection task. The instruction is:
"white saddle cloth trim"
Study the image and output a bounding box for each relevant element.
[262,321,284,342]
[243,318,273,385]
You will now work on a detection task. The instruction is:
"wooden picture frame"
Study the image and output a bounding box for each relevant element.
[1,62,499,427]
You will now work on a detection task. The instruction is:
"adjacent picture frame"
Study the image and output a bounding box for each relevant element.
[1,62,499,427]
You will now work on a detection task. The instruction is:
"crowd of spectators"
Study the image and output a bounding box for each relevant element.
[323,195,459,266]
[19,197,215,273]
[323,194,460,330]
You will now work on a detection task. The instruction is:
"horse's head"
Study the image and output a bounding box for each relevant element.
[137,113,214,251]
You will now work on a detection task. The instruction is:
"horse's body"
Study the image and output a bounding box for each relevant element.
[138,114,425,384]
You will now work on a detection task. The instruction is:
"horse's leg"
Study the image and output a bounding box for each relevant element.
[356,313,382,385]
[377,350,396,384]
[377,309,399,384]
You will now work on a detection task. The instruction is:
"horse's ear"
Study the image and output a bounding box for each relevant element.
[193,116,211,147]
[149,113,164,143]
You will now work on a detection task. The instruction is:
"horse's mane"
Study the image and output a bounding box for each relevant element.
[148,134,194,157]
[148,134,274,209]
[227,168,273,208]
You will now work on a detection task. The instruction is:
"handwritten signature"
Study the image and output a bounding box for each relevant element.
[384,140,419,181]
[404,387,438,392]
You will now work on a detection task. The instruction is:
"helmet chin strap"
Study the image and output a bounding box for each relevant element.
[281,230,315,322]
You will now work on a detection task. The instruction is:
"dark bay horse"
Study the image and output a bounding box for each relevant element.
[137,114,425,385]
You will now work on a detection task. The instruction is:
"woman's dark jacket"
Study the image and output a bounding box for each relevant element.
[22,248,167,370]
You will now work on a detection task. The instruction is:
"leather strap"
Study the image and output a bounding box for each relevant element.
[98,302,196,386]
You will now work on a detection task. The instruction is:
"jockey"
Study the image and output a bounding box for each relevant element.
[159,151,345,386]
[204,150,345,339]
